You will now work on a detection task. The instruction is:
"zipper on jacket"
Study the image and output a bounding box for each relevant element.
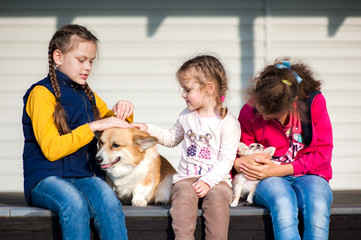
[72,87,92,122]
[72,87,96,176]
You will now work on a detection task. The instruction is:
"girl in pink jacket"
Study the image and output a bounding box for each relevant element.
[234,58,333,240]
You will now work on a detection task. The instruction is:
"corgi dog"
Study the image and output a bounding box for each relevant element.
[95,127,176,207]
[230,143,276,207]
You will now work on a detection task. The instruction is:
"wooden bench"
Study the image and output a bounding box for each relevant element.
[0,190,360,239]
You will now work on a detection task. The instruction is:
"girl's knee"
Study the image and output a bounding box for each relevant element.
[205,184,232,204]
[255,177,296,207]
[171,189,198,214]
[295,176,333,210]
[65,196,89,214]
[257,193,298,221]
[171,179,198,202]
[58,199,90,227]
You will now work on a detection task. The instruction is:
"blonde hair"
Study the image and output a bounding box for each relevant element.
[177,55,228,118]
[48,24,100,134]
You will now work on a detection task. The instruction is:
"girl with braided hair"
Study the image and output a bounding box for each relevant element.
[133,55,241,239]
[22,24,131,239]
[234,57,333,240]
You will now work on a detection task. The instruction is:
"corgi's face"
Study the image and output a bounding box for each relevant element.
[238,143,276,157]
[95,128,158,170]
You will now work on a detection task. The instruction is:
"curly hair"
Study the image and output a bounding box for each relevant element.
[48,24,101,134]
[246,57,322,120]
[176,55,229,118]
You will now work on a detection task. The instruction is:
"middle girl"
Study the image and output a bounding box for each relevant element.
[133,55,241,240]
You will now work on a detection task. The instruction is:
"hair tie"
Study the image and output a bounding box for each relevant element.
[56,97,62,102]
[275,61,303,83]
[220,96,225,103]
[282,79,292,86]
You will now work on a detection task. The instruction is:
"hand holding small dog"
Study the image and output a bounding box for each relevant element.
[240,158,294,180]
[112,100,134,120]
[192,180,210,198]
[239,157,275,181]
[234,153,270,173]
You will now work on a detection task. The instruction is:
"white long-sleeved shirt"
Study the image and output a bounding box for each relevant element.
[147,108,241,188]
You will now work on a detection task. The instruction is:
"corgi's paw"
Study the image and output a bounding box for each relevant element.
[132,199,148,207]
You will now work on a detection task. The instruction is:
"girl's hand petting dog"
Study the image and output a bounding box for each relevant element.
[112,100,134,120]
[192,180,210,198]
[89,117,131,132]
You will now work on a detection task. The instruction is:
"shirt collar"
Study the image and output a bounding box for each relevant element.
[55,71,82,89]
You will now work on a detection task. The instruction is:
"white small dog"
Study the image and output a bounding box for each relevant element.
[230,143,275,207]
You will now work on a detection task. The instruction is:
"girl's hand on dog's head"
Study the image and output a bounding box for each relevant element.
[112,100,134,120]
[89,117,131,132]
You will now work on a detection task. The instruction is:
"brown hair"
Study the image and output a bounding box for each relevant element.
[48,24,100,134]
[247,57,322,119]
[176,55,229,118]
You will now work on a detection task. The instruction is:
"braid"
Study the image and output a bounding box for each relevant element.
[177,55,229,118]
[82,83,101,121]
[48,48,60,100]
[48,43,71,135]
[211,59,229,118]
[47,24,99,134]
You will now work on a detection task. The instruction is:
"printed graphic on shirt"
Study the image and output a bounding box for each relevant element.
[198,133,212,175]
[186,130,198,175]
[274,126,304,164]
[185,129,213,176]
[186,130,197,157]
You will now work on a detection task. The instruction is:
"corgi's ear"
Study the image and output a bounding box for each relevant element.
[238,142,249,155]
[94,131,103,141]
[264,147,276,157]
[134,135,158,152]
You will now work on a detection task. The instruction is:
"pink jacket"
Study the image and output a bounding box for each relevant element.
[238,92,333,181]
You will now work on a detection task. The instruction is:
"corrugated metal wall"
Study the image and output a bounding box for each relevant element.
[0,0,360,191]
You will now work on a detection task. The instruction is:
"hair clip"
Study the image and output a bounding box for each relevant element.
[220,96,225,103]
[275,61,291,69]
[282,80,292,86]
[275,61,303,84]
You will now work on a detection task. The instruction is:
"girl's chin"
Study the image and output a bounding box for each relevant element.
[74,79,87,85]
[187,107,199,112]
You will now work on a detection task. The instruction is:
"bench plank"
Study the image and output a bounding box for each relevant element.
[0,190,360,240]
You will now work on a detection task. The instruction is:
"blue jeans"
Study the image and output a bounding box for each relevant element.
[31,176,127,240]
[254,175,333,240]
